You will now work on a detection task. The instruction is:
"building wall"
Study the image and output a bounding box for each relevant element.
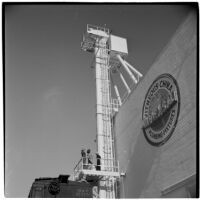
[115,12,196,198]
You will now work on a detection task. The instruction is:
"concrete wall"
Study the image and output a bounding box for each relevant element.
[115,12,196,198]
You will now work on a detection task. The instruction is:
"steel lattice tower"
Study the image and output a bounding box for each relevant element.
[73,24,143,198]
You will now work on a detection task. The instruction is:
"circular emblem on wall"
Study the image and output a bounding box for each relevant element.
[142,74,180,147]
[48,181,60,195]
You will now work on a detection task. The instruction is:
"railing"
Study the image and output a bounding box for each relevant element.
[73,156,119,180]
[87,24,110,35]
[111,98,120,112]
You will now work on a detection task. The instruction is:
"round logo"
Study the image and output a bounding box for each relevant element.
[142,74,180,146]
[48,181,60,195]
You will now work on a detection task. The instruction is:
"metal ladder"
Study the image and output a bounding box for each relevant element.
[98,43,116,198]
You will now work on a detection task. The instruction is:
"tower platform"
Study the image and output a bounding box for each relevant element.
[73,157,120,182]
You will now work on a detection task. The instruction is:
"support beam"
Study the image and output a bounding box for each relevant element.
[119,72,131,94]
[117,54,138,84]
[124,60,143,78]
[114,85,122,106]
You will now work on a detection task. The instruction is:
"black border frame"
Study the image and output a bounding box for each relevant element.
[2,2,199,198]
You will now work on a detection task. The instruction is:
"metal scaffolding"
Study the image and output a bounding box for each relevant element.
[74,24,143,198]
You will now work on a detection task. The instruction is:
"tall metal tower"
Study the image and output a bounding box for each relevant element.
[73,24,143,198]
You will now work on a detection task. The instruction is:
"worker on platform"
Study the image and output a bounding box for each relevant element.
[81,149,86,169]
[96,153,101,171]
[87,149,93,169]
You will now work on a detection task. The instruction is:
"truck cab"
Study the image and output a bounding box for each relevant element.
[28,175,94,198]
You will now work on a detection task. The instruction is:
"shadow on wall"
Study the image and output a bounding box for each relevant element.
[122,128,161,198]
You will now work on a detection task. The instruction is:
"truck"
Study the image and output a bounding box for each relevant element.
[28,174,94,198]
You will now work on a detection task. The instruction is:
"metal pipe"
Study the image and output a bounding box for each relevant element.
[119,72,131,94]
[124,60,143,77]
[114,85,122,106]
[117,54,138,84]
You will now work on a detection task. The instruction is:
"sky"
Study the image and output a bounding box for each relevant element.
[4,3,192,197]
